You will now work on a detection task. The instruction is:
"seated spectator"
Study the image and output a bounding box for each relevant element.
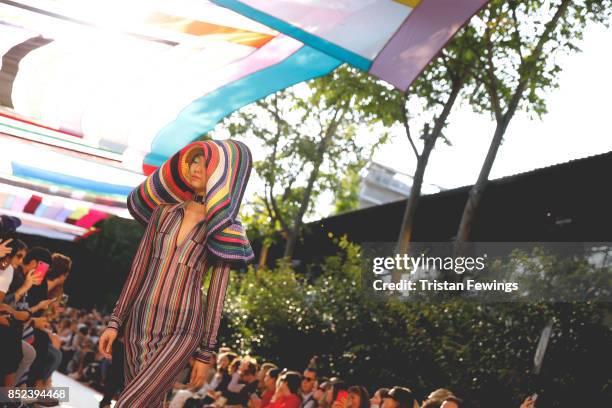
[369,388,389,408]
[381,386,417,408]
[250,367,280,408]
[300,368,318,408]
[221,356,243,402]
[326,378,347,408]
[420,388,455,408]
[347,386,370,408]
[257,363,278,396]
[227,357,259,407]
[312,379,329,408]
[440,396,463,408]
[265,371,302,408]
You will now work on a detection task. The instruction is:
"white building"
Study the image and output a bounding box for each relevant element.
[358,162,444,209]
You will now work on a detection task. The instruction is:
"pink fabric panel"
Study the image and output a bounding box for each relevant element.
[196,34,303,96]
[75,209,109,228]
[370,0,489,90]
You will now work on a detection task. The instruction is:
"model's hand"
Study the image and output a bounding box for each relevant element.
[99,328,117,359]
[188,360,211,390]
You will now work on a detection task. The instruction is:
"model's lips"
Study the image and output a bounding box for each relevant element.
[192,175,201,181]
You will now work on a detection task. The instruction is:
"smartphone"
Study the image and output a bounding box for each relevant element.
[33,261,49,282]
[531,393,538,401]
[335,390,348,404]
[60,294,69,307]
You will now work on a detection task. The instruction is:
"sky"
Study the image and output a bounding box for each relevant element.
[371,23,612,193]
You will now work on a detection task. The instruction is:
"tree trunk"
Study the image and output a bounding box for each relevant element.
[397,79,462,255]
[258,243,270,269]
[397,133,435,254]
[454,0,571,256]
[284,153,324,259]
[454,120,505,253]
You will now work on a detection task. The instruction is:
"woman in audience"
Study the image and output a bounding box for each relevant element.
[265,371,302,408]
[250,367,280,408]
[347,386,370,408]
[369,388,388,408]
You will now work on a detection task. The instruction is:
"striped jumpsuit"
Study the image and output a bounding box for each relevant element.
[107,201,230,407]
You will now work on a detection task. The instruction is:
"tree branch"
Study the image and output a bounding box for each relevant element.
[503,0,571,127]
[484,26,503,122]
[401,94,420,160]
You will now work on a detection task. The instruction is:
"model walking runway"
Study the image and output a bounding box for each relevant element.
[99,140,254,408]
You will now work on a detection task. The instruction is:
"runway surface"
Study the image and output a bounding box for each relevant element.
[50,372,114,408]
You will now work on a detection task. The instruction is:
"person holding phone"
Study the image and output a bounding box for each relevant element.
[26,252,72,389]
[98,140,254,408]
[1,246,51,388]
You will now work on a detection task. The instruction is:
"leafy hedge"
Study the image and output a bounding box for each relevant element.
[212,238,611,407]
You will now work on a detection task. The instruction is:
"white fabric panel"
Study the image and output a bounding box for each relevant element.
[239,0,412,59]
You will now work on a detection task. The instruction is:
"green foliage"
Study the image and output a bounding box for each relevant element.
[217,240,612,407]
[332,165,362,214]
[468,0,612,120]
[219,66,390,257]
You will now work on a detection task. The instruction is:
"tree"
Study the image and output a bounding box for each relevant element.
[224,68,389,261]
[313,28,480,259]
[455,0,612,251]
[395,26,480,255]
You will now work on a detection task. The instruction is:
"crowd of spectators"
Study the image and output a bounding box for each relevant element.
[0,215,112,407]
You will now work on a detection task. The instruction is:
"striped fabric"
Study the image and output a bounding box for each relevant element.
[108,203,232,407]
[128,139,254,263]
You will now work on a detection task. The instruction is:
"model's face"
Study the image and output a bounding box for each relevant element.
[188,155,207,193]
[11,249,26,268]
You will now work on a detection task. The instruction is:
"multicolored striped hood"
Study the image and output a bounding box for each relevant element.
[128,139,254,263]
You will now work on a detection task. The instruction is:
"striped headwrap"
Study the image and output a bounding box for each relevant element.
[128,139,254,263]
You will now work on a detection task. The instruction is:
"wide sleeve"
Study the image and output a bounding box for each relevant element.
[107,205,162,331]
[193,260,231,364]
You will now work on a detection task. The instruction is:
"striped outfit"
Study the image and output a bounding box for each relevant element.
[108,140,253,407]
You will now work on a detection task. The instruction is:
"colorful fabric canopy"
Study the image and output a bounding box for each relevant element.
[211,0,490,90]
[0,0,340,173]
[0,132,134,240]
[128,139,254,263]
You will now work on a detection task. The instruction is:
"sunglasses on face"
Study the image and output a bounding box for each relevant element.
[303,377,315,382]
